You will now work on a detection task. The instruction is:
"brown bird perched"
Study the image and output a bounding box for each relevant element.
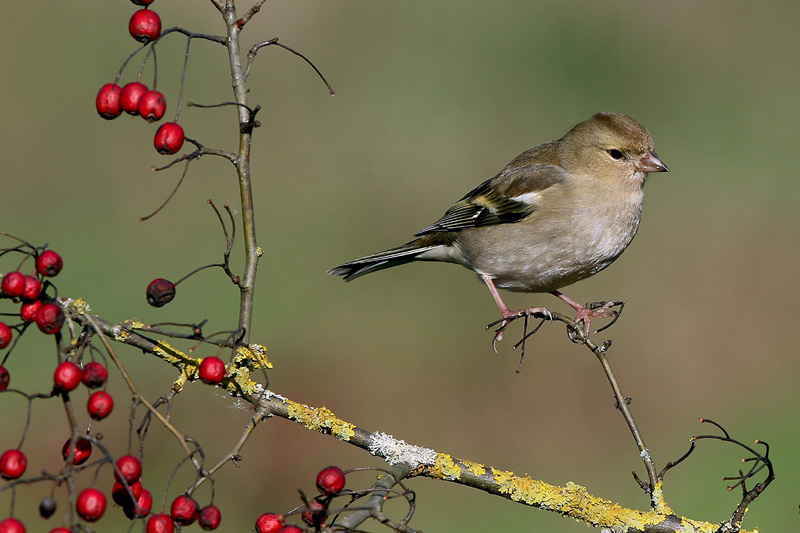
[328,112,668,341]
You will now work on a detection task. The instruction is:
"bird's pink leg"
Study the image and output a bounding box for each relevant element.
[482,275,552,350]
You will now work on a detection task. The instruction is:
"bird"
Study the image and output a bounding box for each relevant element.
[327,112,668,341]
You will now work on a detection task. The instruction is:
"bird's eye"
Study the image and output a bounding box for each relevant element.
[607,149,624,160]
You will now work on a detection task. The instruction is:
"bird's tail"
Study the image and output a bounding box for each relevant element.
[327,243,439,281]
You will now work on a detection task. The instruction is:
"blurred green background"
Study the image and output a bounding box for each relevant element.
[2,1,799,531]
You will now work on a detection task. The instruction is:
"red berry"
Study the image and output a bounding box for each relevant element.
[112,480,143,507]
[154,122,185,155]
[20,300,42,323]
[82,361,108,388]
[1,272,25,298]
[21,276,41,301]
[54,361,82,392]
[315,465,346,496]
[301,497,328,528]
[36,250,63,277]
[146,278,175,307]
[115,455,143,485]
[76,487,106,522]
[49,529,70,533]
[123,487,153,519]
[254,513,284,533]
[146,514,175,533]
[278,527,302,533]
[0,450,27,480]
[120,82,149,115]
[198,356,225,384]
[198,505,221,530]
[138,90,166,122]
[0,518,25,533]
[131,0,155,5]
[170,494,199,526]
[129,9,161,43]
[0,365,8,391]
[87,391,114,420]
[0,324,11,349]
[36,303,64,334]
[61,437,92,465]
[96,83,122,120]
[39,497,57,518]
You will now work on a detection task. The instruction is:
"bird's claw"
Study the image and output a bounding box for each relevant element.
[566,300,625,341]
[486,307,553,354]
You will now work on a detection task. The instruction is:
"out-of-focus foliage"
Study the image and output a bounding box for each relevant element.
[0,2,798,531]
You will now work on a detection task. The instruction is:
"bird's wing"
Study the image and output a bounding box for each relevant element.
[414,162,567,236]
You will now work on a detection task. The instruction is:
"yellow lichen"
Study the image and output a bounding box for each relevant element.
[284,401,356,441]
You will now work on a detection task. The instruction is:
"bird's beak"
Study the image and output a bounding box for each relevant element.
[635,151,669,173]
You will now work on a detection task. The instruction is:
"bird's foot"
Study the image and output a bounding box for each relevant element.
[486,306,553,354]
[567,300,625,342]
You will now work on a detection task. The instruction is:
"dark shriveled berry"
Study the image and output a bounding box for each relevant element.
[146,278,175,307]
[0,365,9,391]
[39,496,57,518]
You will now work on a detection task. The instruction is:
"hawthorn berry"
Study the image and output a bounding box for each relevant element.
[87,391,114,420]
[0,324,11,349]
[36,303,64,334]
[170,494,199,526]
[49,529,70,533]
[39,497,57,518]
[123,487,153,519]
[82,361,108,388]
[154,122,185,155]
[62,437,92,465]
[21,276,41,301]
[1,272,25,298]
[254,513,285,533]
[0,518,25,533]
[120,81,149,115]
[198,505,221,530]
[301,497,328,528]
[315,465,346,496]
[0,365,8,391]
[146,278,175,307]
[19,300,42,323]
[36,250,63,277]
[115,455,143,485]
[146,513,175,533]
[0,450,27,480]
[76,487,106,522]
[54,361,82,392]
[278,526,302,533]
[96,83,122,120]
[131,0,156,5]
[112,480,143,507]
[129,9,161,43]
[138,90,166,122]
[199,356,226,384]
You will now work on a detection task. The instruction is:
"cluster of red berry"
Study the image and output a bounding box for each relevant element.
[0,249,64,389]
[95,0,185,156]
[255,466,347,533]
